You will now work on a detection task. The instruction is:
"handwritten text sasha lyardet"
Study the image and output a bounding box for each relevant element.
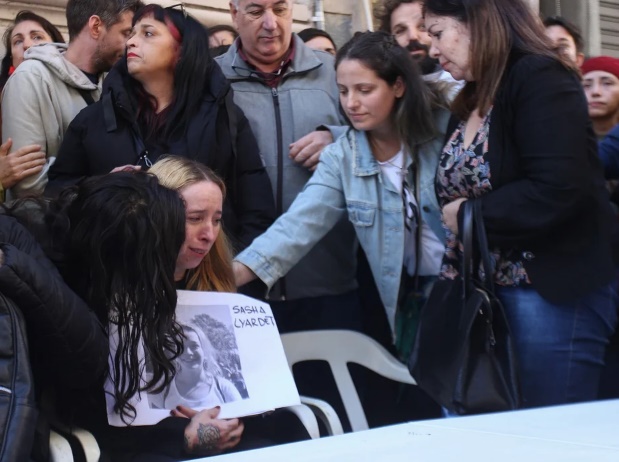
[232,305,276,329]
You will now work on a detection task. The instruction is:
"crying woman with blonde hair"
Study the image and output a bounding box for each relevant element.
[150,156,236,292]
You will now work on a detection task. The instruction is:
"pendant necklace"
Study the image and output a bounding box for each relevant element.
[384,156,408,177]
[371,136,408,177]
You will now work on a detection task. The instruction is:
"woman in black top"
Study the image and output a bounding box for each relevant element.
[425,0,618,409]
[47,4,275,251]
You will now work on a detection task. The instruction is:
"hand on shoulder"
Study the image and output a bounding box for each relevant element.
[289,130,334,171]
[0,139,46,189]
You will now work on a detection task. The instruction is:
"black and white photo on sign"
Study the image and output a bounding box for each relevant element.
[147,306,249,410]
[105,291,300,426]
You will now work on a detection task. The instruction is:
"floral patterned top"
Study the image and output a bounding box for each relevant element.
[435,108,531,286]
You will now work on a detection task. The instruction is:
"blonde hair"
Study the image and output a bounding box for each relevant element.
[150,156,236,292]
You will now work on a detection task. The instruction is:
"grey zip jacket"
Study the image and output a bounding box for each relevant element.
[216,35,357,300]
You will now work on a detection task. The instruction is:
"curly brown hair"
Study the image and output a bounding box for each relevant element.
[373,0,423,33]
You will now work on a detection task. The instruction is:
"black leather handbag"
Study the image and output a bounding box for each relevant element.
[408,200,521,415]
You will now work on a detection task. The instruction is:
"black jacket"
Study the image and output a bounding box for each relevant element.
[0,213,108,390]
[452,52,615,303]
[0,207,303,460]
[0,208,189,461]
[0,212,108,460]
[47,59,275,250]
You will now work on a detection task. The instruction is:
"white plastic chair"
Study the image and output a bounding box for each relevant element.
[282,403,322,439]
[296,394,344,436]
[280,330,416,433]
[51,424,101,462]
[49,430,73,462]
[70,427,100,462]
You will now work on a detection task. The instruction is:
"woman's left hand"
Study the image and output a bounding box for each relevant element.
[442,198,467,234]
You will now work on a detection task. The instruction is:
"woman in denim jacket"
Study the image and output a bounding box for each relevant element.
[234,31,450,343]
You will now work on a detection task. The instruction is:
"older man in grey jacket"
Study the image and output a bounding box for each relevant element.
[216,0,359,334]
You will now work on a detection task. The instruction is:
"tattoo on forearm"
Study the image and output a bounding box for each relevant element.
[196,423,220,453]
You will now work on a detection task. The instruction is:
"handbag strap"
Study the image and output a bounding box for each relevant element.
[77,88,95,106]
[472,200,496,294]
[461,199,496,294]
[461,199,474,295]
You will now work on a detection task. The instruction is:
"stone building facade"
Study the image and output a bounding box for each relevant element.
[0,1,616,58]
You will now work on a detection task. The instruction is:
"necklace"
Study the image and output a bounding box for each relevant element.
[369,135,408,176]
[382,156,408,177]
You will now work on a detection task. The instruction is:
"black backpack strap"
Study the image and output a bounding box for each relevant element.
[224,90,238,159]
[77,88,96,106]
[102,93,117,132]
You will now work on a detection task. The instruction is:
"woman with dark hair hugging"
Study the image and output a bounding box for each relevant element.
[3,172,250,460]
[47,3,275,251]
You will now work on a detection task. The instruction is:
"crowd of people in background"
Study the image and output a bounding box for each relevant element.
[1,0,619,461]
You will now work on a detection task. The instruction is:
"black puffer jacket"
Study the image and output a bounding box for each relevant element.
[0,204,194,460]
[47,59,275,250]
[0,213,107,390]
[0,212,108,460]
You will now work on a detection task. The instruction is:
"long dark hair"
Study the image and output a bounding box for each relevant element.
[127,4,215,145]
[1,172,186,422]
[424,0,574,120]
[335,31,443,152]
[59,172,186,422]
[0,10,65,91]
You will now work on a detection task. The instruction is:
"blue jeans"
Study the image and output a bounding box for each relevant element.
[496,282,619,408]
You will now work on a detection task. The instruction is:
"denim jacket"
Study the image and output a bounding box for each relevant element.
[216,35,356,301]
[236,109,450,331]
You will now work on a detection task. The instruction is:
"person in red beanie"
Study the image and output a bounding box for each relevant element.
[582,56,619,139]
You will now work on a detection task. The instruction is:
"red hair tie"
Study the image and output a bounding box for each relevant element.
[8,65,15,76]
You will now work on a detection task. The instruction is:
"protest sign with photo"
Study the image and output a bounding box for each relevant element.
[106,291,300,426]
